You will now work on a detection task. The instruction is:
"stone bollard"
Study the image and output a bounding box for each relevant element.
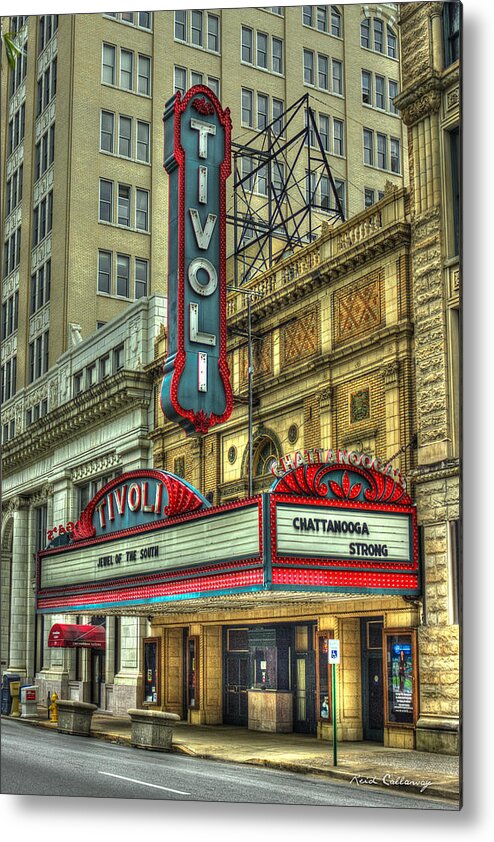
[56,700,97,737]
[127,708,181,752]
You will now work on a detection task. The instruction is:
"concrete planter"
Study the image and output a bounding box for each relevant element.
[56,700,97,736]
[128,708,181,751]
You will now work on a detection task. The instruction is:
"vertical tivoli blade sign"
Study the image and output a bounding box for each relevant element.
[161,86,233,435]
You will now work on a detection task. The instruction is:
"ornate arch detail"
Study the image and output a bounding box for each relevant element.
[361,4,398,29]
[240,426,284,480]
[1,512,14,552]
[30,484,54,506]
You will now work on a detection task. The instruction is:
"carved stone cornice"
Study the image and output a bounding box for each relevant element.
[30,484,54,506]
[3,495,30,515]
[395,77,442,127]
[2,370,153,476]
[71,453,121,483]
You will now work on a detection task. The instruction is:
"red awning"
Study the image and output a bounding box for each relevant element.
[48,623,106,649]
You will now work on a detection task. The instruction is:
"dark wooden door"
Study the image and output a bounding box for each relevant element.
[293,651,316,734]
[90,650,105,708]
[223,653,249,725]
[361,618,384,742]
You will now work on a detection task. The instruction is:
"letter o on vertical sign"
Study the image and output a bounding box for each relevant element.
[188,258,218,296]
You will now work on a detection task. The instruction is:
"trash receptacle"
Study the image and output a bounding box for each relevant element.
[1,674,21,715]
[20,685,39,718]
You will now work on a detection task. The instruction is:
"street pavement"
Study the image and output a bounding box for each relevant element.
[1,718,456,809]
[1,708,460,807]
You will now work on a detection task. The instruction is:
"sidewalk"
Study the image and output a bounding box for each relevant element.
[3,709,461,805]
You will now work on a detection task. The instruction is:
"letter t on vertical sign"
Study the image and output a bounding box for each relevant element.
[160,86,233,435]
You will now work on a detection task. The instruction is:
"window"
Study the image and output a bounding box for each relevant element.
[306,170,317,205]
[375,75,385,109]
[449,128,460,256]
[30,261,51,314]
[175,9,187,41]
[136,189,149,231]
[116,254,130,297]
[1,357,17,403]
[333,119,344,155]
[319,114,329,152]
[138,55,151,95]
[390,137,400,173]
[117,185,131,226]
[387,25,397,58]
[28,331,49,383]
[8,103,25,155]
[208,76,220,97]
[320,175,330,209]
[272,98,284,136]
[318,54,328,90]
[257,94,268,130]
[241,88,253,126]
[136,120,149,164]
[208,14,219,52]
[114,344,125,371]
[361,18,370,48]
[272,38,283,74]
[2,291,18,339]
[38,15,58,54]
[3,227,21,278]
[119,116,132,157]
[9,44,27,99]
[242,156,254,192]
[6,164,23,214]
[362,70,371,104]
[102,43,116,85]
[120,49,133,90]
[135,259,149,298]
[331,6,341,37]
[121,12,134,24]
[305,108,315,147]
[139,12,152,30]
[191,71,203,87]
[443,2,460,66]
[174,66,187,94]
[191,10,203,46]
[365,188,375,208]
[100,354,111,380]
[303,7,313,27]
[87,363,97,387]
[363,128,373,165]
[317,6,327,32]
[98,250,111,293]
[99,179,113,222]
[32,192,53,247]
[272,160,284,194]
[242,27,253,63]
[374,19,383,53]
[303,49,314,85]
[377,133,387,169]
[335,179,346,215]
[253,438,278,476]
[101,110,114,152]
[257,164,268,196]
[74,370,84,395]
[257,32,268,69]
[332,59,343,94]
[389,80,399,114]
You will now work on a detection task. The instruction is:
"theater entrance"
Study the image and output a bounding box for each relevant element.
[361,617,384,742]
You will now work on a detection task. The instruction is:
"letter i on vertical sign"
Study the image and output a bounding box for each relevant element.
[160,85,234,435]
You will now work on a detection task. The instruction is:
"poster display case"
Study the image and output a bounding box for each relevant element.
[383,629,418,727]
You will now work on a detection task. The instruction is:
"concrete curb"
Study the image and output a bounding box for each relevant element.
[2,715,460,804]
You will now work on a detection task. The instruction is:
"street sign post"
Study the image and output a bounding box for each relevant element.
[328,639,340,766]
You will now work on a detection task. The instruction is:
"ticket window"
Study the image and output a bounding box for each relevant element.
[143,637,161,705]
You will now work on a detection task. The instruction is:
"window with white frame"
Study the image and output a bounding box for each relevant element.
[241,88,254,126]
[35,125,55,180]
[6,163,23,214]
[174,66,187,94]
[362,71,398,114]
[360,16,398,58]
[363,128,373,165]
[32,191,53,247]
[303,5,342,37]
[117,185,131,226]
[363,130,400,173]
[242,25,283,74]
[36,57,57,117]
[2,291,18,339]
[8,103,25,156]
[99,179,113,222]
[272,98,284,136]
[103,11,153,30]
[175,10,221,53]
[98,251,149,299]
[364,187,384,208]
[30,260,51,314]
[99,180,150,232]
[3,226,21,278]
[332,59,343,94]
[102,44,151,95]
[304,49,343,95]
[388,80,399,114]
[257,93,269,130]
[136,121,150,162]
[257,32,268,69]
[1,356,17,403]
[119,116,132,157]
[100,111,150,163]
[38,14,58,54]
[28,330,49,383]
[333,118,344,155]
[136,189,149,231]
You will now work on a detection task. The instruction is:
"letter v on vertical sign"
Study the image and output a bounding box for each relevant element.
[161,85,233,435]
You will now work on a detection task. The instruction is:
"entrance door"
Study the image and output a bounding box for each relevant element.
[293,651,316,734]
[90,650,105,708]
[361,618,384,741]
[223,653,249,725]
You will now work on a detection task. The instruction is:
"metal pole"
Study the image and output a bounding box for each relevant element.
[332,663,337,766]
[248,294,253,497]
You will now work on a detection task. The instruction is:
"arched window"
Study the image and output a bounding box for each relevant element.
[253,438,278,477]
[331,6,341,38]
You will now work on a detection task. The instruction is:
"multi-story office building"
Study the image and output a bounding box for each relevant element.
[1,6,406,415]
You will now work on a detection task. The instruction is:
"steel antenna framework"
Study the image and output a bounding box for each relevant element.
[228,93,345,286]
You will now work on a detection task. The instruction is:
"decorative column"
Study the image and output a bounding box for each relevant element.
[113,616,146,713]
[6,497,30,678]
[380,362,401,467]
[319,387,333,450]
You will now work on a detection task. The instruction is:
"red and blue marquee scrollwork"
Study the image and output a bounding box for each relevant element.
[271,462,412,506]
[160,85,233,435]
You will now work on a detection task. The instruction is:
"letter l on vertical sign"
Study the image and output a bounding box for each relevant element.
[160,86,233,435]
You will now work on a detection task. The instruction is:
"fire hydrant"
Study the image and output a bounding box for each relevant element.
[49,692,59,723]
